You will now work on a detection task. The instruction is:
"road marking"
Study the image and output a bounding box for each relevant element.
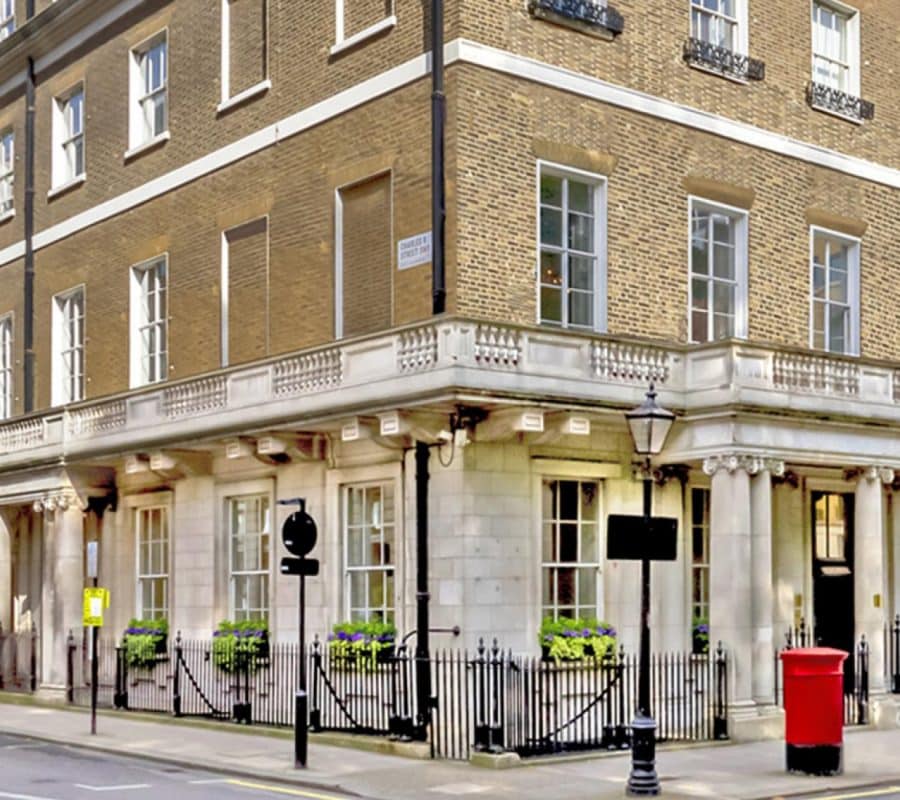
[805,788,900,800]
[189,779,230,785]
[226,779,350,799]
[0,743,46,750]
[74,784,151,792]
[0,792,64,800]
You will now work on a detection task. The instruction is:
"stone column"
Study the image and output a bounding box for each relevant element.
[0,509,12,632]
[854,467,892,696]
[750,459,783,706]
[39,494,85,691]
[704,455,755,715]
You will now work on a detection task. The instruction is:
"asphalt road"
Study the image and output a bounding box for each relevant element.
[0,733,360,800]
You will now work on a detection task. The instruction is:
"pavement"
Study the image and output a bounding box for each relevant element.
[1,696,900,800]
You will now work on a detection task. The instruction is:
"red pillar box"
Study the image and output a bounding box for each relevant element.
[780,648,848,775]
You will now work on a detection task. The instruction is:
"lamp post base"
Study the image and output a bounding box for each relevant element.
[626,714,660,796]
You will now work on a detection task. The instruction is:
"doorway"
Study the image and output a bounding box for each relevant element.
[811,492,855,689]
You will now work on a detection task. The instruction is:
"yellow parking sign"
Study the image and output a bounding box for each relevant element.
[83,588,110,627]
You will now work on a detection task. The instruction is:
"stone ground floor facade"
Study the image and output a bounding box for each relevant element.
[1,319,899,739]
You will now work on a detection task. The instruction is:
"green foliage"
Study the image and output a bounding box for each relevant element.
[328,620,397,671]
[538,616,617,663]
[212,619,269,673]
[122,618,169,669]
[692,616,710,655]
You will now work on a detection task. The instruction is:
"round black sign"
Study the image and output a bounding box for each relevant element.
[282,510,318,557]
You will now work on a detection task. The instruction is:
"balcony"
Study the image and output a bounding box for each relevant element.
[528,0,624,40]
[807,82,875,123]
[3,319,900,470]
[683,38,765,82]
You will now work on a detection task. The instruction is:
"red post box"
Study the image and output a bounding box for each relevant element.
[780,647,848,775]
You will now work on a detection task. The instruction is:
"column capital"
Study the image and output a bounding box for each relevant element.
[845,466,895,485]
[31,490,85,515]
[702,453,784,477]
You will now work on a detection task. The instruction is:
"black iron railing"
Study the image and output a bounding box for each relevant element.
[67,633,729,761]
[773,623,870,727]
[889,614,900,694]
[528,0,624,36]
[0,624,37,693]
[683,38,765,81]
[807,82,875,121]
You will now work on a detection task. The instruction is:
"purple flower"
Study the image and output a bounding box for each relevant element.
[563,630,579,638]
[607,628,617,637]
[696,624,709,634]
[350,632,364,642]
[337,631,350,641]
[582,628,591,637]
[543,634,553,643]
[213,630,222,638]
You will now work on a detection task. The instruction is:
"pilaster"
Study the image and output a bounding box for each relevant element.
[0,509,12,632]
[854,466,893,695]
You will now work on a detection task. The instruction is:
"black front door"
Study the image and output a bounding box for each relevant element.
[811,492,855,690]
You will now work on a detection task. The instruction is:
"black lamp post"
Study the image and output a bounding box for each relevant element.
[624,384,675,797]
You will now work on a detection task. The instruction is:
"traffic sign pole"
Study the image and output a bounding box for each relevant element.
[90,573,98,736]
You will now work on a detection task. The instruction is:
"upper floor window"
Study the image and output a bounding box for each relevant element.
[538,164,606,332]
[129,256,168,387]
[51,287,85,406]
[0,130,13,216]
[220,0,269,110]
[541,479,601,620]
[227,494,270,622]
[332,0,396,55]
[51,86,84,189]
[129,34,168,151]
[811,1,859,95]
[810,228,859,356]
[136,505,169,620]
[0,0,14,40]
[0,314,11,420]
[691,0,738,51]
[344,483,395,623]
[689,199,748,343]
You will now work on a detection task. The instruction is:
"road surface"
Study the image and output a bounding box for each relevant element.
[0,733,360,800]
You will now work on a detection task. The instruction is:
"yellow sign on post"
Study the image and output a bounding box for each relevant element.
[83,588,110,627]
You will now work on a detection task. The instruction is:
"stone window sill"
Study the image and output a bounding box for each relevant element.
[217,79,272,114]
[0,208,14,225]
[124,131,171,162]
[47,174,86,200]
[330,15,397,56]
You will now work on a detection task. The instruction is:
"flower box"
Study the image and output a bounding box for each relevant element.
[122,618,169,670]
[539,616,617,663]
[328,620,397,671]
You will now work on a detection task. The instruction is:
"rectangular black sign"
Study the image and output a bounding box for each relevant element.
[280,557,320,577]
[606,515,678,561]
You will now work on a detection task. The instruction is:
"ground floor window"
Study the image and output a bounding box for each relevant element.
[343,482,395,623]
[541,479,600,620]
[227,494,270,621]
[135,505,169,620]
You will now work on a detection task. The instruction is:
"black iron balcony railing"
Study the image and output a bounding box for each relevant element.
[807,82,875,122]
[683,37,765,81]
[528,0,624,37]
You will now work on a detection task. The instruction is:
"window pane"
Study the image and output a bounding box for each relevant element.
[568,213,593,253]
[569,291,592,328]
[692,309,709,343]
[540,286,562,324]
[568,180,592,214]
[541,207,562,247]
[540,251,562,287]
[577,568,596,608]
[713,281,735,317]
[712,243,735,280]
[540,174,562,207]
[569,255,593,291]
[542,522,556,562]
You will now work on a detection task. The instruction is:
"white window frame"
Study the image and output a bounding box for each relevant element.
[342,481,397,623]
[331,0,397,56]
[219,0,272,112]
[0,313,12,420]
[687,196,749,343]
[539,477,603,621]
[127,31,169,156]
[0,0,14,40]
[135,503,170,621]
[536,160,608,334]
[809,226,860,356]
[129,255,168,388]
[226,491,272,623]
[690,0,749,56]
[50,85,85,191]
[51,285,85,406]
[690,487,711,623]
[0,128,13,218]
[811,0,860,97]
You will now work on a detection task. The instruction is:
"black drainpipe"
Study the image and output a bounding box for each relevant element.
[26,0,35,20]
[412,0,445,741]
[24,56,35,413]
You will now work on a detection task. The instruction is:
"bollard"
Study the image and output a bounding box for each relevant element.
[295,690,308,768]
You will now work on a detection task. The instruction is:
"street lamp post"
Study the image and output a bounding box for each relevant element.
[624,384,675,797]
